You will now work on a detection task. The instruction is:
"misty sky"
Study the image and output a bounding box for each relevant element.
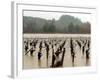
[23,10,91,23]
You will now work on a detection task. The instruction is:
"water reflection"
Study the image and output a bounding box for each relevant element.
[86,58,90,66]
[38,60,41,68]
[72,62,75,67]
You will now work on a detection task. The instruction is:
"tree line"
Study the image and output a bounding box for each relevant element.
[23,16,91,34]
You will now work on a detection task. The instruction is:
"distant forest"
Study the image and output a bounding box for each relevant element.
[23,15,91,34]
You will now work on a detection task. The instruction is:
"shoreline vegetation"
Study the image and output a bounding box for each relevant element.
[23,15,91,34]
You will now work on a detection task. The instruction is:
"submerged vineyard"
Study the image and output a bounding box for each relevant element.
[23,34,90,69]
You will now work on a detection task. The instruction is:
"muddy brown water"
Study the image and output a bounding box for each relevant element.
[23,34,91,69]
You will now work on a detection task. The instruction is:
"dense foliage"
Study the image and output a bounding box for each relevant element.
[23,15,91,34]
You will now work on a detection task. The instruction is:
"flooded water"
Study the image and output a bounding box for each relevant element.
[23,34,91,69]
